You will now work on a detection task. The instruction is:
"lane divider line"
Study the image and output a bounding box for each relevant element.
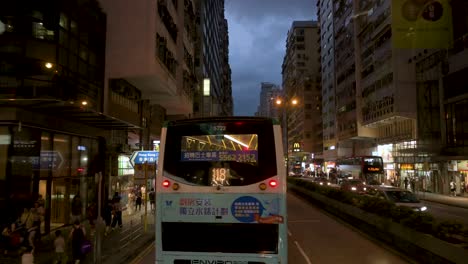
[129,241,155,264]
[294,240,312,264]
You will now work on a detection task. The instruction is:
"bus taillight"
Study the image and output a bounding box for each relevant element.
[269,180,278,188]
[162,180,171,188]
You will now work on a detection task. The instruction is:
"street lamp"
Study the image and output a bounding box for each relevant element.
[275,97,299,175]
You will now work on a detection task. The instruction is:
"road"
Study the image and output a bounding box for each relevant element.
[421,200,468,226]
[301,177,468,227]
[131,193,410,264]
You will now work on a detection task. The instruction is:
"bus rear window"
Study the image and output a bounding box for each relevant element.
[163,121,277,186]
[162,222,279,254]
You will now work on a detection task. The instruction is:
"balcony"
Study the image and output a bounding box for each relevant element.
[158,0,178,42]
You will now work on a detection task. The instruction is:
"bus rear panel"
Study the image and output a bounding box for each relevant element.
[155,117,287,264]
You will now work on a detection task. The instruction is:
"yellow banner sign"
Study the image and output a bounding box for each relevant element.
[392,0,453,49]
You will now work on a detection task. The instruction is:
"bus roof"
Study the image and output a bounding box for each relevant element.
[163,116,279,127]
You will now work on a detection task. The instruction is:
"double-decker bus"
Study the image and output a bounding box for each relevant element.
[336,156,384,185]
[155,117,288,264]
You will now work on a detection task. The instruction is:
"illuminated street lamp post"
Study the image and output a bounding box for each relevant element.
[275,97,298,175]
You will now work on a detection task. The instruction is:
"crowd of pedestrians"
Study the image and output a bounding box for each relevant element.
[1,188,155,263]
[0,193,96,263]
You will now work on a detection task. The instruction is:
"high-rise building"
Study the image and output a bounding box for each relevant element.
[0,0,119,230]
[319,0,468,193]
[194,0,232,117]
[99,0,200,191]
[257,82,280,118]
[282,21,322,166]
[317,0,337,165]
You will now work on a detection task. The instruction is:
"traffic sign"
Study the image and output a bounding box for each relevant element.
[130,151,159,168]
[40,150,64,170]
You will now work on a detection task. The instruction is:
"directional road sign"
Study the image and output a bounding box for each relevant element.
[130,151,159,168]
[40,150,64,170]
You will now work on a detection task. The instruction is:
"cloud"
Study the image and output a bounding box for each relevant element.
[226,0,317,116]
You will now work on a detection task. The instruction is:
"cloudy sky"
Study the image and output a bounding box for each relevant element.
[225,0,317,116]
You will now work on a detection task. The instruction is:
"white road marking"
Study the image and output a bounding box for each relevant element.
[288,219,320,223]
[294,240,313,264]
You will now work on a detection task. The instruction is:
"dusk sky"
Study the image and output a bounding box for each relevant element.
[225,0,317,116]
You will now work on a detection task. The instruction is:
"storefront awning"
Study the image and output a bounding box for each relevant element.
[0,99,141,130]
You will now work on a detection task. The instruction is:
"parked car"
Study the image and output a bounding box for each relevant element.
[366,186,428,212]
[340,179,367,194]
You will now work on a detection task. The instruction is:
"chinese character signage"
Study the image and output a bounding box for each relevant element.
[161,194,284,224]
[181,150,257,163]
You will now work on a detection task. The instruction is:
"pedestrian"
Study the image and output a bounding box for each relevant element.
[103,199,113,236]
[450,180,456,196]
[71,194,82,223]
[69,220,86,264]
[30,201,44,239]
[1,224,14,255]
[27,221,40,253]
[410,178,416,192]
[53,230,67,264]
[36,194,45,208]
[135,192,142,211]
[111,193,123,230]
[149,188,155,211]
[404,177,409,190]
[86,202,97,235]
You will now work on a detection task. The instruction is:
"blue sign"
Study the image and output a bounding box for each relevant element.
[40,151,64,170]
[181,150,257,162]
[130,151,159,167]
[230,196,265,223]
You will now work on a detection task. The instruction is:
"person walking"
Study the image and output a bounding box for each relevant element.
[149,188,155,211]
[111,193,123,230]
[135,191,142,212]
[103,199,113,236]
[450,180,456,196]
[53,230,66,264]
[404,177,409,190]
[69,220,86,264]
[86,202,97,236]
[71,195,82,223]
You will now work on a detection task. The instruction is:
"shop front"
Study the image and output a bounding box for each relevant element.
[0,124,105,232]
[448,160,468,195]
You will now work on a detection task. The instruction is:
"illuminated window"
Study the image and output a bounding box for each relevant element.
[203,78,210,96]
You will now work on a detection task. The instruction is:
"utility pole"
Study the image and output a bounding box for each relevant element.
[94,172,103,264]
[144,161,148,232]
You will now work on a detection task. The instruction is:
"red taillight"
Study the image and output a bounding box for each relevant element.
[269,180,278,188]
[162,180,171,188]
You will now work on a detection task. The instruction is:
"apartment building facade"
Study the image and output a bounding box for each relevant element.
[317,0,337,166]
[256,82,281,118]
[99,0,200,190]
[319,0,468,194]
[194,0,233,117]
[282,21,322,171]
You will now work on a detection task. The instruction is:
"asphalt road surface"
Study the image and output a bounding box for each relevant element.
[131,193,411,264]
[420,200,468,226]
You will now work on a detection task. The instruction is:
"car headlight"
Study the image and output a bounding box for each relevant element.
[420,206,427,211]
[363,187,367,191]
[351,187,357,191]
[327,182,331,185]
[320,182,323,185]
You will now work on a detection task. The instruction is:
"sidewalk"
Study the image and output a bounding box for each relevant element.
[0,204,155,264]
[415,191,468,209]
